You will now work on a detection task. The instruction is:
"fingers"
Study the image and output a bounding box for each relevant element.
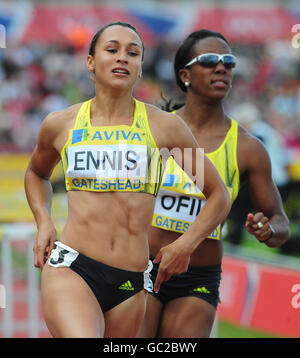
[46,239,56,263]
[252,212,264,222]
[246,213,254,223]
[246,212,264,231]
[153,248,189,293]
[33,242,46,270]
[153,264,173,293]
[245,212,272,240]
[246,212,263,227]
[153,251,162,265]
[153,270,164,294]
[33,245,38,268]
[153,252,164,293]
[253,216,269,233]
[33,229,57,270]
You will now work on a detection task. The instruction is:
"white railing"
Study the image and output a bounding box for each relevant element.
[0,223,42,338]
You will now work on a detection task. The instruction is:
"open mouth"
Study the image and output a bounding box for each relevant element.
[211,78,228,88]
[112,68,130,75]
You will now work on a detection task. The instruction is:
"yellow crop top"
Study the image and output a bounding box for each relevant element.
[152,117,240,239]
[61,98,162,195]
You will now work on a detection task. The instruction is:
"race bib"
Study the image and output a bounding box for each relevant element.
[66,144,148,179]
[152,189,221,239]
[65,126,149,192]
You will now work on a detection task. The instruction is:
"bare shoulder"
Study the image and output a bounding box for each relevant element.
[237,124,272,177]
[37,102,83,152]
[144,102,195,149]
[41,102,82,133]
[144,102,183,128]
[237,124,269,157]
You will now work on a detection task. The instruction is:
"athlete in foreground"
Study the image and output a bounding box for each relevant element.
[24,23,231,338]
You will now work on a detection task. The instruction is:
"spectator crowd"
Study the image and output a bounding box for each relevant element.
[1,25,300,251]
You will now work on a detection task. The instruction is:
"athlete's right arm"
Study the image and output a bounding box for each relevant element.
[24,112,62,269]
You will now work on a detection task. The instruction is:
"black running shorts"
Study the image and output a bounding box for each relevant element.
[148,258,221,309]
[48,241,152,312]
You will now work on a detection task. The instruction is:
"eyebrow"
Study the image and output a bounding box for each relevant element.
[104,40,142,49]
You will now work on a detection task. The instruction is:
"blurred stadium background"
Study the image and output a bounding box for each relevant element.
[0,0,300,338]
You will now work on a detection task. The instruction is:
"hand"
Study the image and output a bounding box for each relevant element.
[245,212,273,243]
[33,221,57,270]
[153,239,191,293]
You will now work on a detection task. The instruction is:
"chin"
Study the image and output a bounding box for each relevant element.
[113,77,136,88]
[109,82,132,92]
[206,92,227,103]
[212,87,229,99]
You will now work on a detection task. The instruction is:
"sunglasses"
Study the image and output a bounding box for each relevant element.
[184,53,236,69]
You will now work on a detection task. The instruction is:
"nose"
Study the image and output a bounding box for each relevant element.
[117,51,129,65]
[214,61,226,73]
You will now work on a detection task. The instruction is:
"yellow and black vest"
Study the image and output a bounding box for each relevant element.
[152,118,240,239]
[61,99,162,195]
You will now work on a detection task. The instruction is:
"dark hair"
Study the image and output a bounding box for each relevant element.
[161,29,230,112]
[88,21,144,61]
[174,29,230,92]
[159,92,185,113]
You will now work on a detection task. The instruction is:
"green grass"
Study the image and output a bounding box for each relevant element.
[218,320,278,338]
[223,229,300,270]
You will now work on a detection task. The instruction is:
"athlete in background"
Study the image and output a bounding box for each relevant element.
[138,29,290,338]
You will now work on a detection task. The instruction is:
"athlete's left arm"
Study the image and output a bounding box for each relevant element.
[241,136,290,248]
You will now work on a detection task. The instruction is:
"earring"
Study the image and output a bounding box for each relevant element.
[139,72,142,79]
[184,81,190,87]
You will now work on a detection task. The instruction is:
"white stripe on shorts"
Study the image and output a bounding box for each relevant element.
[48,241,79,268]
[144,260,153,292]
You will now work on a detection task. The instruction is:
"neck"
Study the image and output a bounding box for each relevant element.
[92,82,134,123]
[180,92,226,129]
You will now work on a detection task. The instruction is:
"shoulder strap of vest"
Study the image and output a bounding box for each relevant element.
[74,100,92,129]
[133,99,159,149]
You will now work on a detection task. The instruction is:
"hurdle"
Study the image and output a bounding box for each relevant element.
[0,223,41,338]
[210,314,219,338]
